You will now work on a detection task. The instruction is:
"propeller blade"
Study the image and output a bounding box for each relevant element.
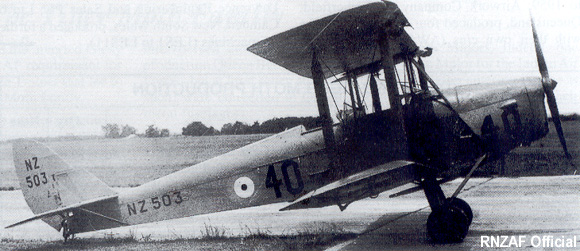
[545,89,571,159]
[530,16,572,159]
[531,17,550,82]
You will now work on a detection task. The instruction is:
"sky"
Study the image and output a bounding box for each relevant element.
[1,0,579,140]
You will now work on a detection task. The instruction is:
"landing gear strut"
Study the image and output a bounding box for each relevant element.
[61,212,76,243]
[422,177,473,243]
[422,154,486,243]
[61,219,72,243]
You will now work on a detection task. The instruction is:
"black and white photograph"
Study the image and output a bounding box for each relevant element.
[1,0,579,250]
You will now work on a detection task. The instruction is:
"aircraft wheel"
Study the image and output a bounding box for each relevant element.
[427,202,470,243]
[447,198,472,226]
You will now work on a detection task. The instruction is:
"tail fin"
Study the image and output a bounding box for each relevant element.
[12,140,117,229]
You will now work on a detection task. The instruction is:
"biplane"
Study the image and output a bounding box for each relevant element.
[7,0,572,244]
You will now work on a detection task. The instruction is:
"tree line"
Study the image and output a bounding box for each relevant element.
[103,113,578,138]
[182,116,324,136]
[102,116,323,138]
[102,124,170,138]
[550,113,579,122]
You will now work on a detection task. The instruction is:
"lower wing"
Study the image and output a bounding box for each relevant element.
[281,160,417,211]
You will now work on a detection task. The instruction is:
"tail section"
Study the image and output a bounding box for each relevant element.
[11,140,117,230]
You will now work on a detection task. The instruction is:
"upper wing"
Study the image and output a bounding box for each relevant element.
[247,1,417,79]
[281,160,416,211]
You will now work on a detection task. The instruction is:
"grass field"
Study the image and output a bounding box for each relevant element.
[1,227,355,251]
[0,134,269,188]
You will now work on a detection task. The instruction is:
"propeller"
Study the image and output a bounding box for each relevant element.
[531,17,572,159]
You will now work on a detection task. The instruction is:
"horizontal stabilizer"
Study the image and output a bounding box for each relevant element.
[5,194,124,229]
[281,160,415,211]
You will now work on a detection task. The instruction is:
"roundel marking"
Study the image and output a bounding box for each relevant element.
[234,177,255,198]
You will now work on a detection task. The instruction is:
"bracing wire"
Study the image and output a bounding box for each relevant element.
[324,79,341,122]
[361,74,370,102]
[317,49,350,97]
[314,47,345,123]
[304,12,342,51]
[361,75,370,111]
[360,42,377,104]
[394,65,402,87]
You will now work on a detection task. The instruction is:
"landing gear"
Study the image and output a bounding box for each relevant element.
[422,177,473,243]
[61,219,72,243]
[426,198,472,243]
[61,212,76,243]
[421,154,486,243]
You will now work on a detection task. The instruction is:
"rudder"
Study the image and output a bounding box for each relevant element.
[12,140,117,229]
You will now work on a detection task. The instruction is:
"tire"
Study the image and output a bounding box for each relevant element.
[446,197,473,226]
[427,203,470,243]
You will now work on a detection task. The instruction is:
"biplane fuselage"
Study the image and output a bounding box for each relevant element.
[61,76,549,234]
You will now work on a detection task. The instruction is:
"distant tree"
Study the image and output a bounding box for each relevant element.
[182,121,217,136]
[232,121,250,134]
[250,121,260,134]
[120,124,137,137]
[219,116,322,135]
[560,113,579,121]
[145,125,160,138]
[160,128,170,137]
[302,116,324,130]
[259,116,321,133]
[220,123,233,135]
[208,127,218,135]
[220,121,251,135]
[102,123,120,138]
